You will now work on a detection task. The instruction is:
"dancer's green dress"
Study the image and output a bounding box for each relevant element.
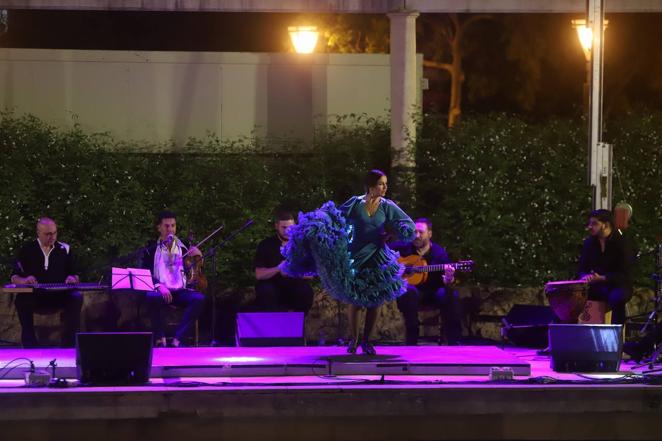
[281,196,415,308]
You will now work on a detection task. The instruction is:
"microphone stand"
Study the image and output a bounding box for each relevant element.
[637,245,662,335]
[641,245,662,372]
[202,220,254,346]
[110,243,151,332]
[631,243,662,372]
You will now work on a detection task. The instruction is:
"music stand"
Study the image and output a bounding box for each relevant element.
[111,267,154,291]
[111,268,155,332]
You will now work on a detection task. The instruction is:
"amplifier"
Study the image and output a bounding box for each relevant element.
[236,312,305,347]
[549,324,622,372]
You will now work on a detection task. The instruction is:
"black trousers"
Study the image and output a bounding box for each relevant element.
[396,285,462,345]
[14,290,83,348]
[145,289,205,341]
[588,284,631,325]
[254,277,314,314]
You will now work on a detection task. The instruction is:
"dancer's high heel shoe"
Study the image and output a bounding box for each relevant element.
[360,340,377,355]
[347,338,359,354]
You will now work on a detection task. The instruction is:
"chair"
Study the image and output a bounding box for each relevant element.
[165,304,199,346]
[418,303,444,344]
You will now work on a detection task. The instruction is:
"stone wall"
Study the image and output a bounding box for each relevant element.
[0,284,654,346]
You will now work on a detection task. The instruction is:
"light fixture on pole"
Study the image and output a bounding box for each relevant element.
[288,26,319,54]
[571,19,609,62]
[577,0,610,210]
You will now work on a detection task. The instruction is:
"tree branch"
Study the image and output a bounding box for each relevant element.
[423,59,453,73]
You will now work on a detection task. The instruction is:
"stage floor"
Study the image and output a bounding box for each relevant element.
[0,345,532,379]
[0,345,660,440]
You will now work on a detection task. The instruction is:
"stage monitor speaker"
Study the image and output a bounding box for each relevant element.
[76,332,153,385]
[549,324,622,372]
[236,312,304,347]
[502,304,556,348]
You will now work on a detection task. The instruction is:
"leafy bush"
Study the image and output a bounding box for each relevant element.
[0,113,390,287]
[416,112,661,286]
[0,111,659,289]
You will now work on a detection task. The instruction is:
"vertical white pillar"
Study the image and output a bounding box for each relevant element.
[388,9,419,170]
[587,0,610,209]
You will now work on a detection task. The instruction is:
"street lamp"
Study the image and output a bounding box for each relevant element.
[573,1,611,211]
[288,26,319,54]
[571,19,609,62]
[572,18,609,115]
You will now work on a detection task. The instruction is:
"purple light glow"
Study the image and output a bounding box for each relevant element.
[213,356,264,363]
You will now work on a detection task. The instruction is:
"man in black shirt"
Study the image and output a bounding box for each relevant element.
[578,209,634,324]
[10,218,82,347]
[253,209,314,314]
[391,218,462,345]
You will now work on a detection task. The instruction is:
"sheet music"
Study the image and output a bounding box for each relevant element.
[111,267,155,291]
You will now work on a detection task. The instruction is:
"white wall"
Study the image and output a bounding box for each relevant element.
[0,49,422,146]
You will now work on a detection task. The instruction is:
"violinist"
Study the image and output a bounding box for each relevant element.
[141,210,205,347]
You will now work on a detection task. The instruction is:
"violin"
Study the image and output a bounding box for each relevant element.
[182,224,225,293]
[184,251,208,292]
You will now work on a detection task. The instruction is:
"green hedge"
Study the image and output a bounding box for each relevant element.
[0,112,659,289]
[0,113,389,287]
[416,112,661,286]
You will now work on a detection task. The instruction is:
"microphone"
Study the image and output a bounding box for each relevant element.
[163,234,174,248]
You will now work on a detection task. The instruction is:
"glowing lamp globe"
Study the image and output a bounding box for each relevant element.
[289,26,319,54]
[571,19,609,60]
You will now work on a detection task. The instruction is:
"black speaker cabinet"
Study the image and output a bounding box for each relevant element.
[549,324,623,372]
[236,312,305,347]
[76,332,153,385]
[502,304,556,348]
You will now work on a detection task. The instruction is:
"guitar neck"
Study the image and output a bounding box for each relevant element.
[412,263,460,273]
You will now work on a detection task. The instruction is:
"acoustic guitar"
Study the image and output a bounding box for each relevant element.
[398,254,474,286]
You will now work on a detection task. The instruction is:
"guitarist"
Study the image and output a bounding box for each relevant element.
[10,217,82,348]
[391,218,462,346]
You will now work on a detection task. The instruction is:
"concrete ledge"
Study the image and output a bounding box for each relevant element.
[1,385,662,440]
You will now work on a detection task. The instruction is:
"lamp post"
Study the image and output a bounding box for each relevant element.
[572,18,608,115]
[575,0,611,211]
[288,26,319,54]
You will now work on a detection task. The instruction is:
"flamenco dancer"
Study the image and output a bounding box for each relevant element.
[281,169,415,355]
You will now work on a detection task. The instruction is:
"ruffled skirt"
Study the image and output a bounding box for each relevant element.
[281,201,406,308]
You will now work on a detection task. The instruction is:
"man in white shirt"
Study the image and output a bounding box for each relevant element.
[142,210,205,347]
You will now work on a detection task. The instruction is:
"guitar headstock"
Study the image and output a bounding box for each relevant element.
[454,260,474,272]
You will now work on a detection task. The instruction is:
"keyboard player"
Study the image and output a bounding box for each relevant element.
[9,217,82,347]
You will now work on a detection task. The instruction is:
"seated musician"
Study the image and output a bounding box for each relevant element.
[141,210,205,347]
[391,218,462,345]
[10,217,82,348]
[253,208,314,314]
[578,209,634,325]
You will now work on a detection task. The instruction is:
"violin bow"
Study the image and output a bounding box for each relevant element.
[182,224,225,257]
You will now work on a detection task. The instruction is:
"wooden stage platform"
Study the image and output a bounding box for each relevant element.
[0,345,531,378]
[0,345,661,441]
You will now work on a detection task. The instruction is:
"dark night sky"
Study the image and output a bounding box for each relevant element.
[1,10,660,118]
